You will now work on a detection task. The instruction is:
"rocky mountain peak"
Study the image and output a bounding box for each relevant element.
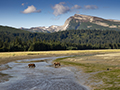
[70,14,105,22]
[20,14,120,33]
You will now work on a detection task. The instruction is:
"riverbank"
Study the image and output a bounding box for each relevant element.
[1,50,120,90]
[1,49,120,65]
[53,51,120,90]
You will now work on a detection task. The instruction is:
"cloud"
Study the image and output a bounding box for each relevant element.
[52,2,70,16]
[71,5,81,9]
[22,3,24,6]
[22,5,41,14]
[84,5,98,9]
[21,2,28,6]
[52,2,97,16]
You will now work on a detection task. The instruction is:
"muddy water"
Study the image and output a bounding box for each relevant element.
[0,56,89,90]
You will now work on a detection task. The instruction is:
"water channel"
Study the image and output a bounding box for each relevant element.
[0,56,89,90]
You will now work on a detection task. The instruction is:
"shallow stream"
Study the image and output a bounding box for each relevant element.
[0,56,89,90]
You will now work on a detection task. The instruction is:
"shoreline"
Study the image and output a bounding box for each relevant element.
[0,54,58,65]
[1,50,120,89]
[0,54,92,90]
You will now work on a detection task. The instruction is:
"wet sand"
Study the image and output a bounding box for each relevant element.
[0,54,56,65]
[1,50,120,90]
[0,56,89,90]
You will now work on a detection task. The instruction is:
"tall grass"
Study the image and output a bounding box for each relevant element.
[1,49,120,58]
[52,51,120,90]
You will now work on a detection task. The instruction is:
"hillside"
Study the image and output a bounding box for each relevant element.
[1,25,120,44]
[0,25,30,41]
[0,26,29,33]
[20,14,120,33]
[66,14,120,30]
[1,25,120,51]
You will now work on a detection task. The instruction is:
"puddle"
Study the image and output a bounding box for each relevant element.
[0,56,89,90]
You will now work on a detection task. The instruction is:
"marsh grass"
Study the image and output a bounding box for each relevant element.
[27,53,40,55]
[1,49,120,58]
[61,61,120,89]
[54,57,71,62]
[1,50,120,89]
[53,53,120,90]
[93,69,120,90]
[57,60,109,73]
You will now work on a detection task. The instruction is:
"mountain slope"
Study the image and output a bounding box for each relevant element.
[0,25,29,33]
[1,25,120,45]
[0,25,30,41]
[66,14,120,30]
[20,14,120,32]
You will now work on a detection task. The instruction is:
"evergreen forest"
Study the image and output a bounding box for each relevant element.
[1,26,120,51]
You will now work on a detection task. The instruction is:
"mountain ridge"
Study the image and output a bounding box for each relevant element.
[20,14,120,33]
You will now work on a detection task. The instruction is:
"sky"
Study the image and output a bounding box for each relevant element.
[0,0,120,28]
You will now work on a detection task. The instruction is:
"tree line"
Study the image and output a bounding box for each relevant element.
[1,27,120,45]
[1,26,120,51]
[0,37,120,52]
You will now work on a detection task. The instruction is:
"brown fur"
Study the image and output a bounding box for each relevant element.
[54,62,61,67]
[28,64,36,68]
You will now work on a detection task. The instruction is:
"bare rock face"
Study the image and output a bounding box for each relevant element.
[20,14,120,33]
[73,14,94,22]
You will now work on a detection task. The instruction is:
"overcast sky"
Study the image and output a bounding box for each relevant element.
[0,0,120,28]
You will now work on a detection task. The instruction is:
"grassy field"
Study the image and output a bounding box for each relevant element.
[1,49,120,89]
[53,50,120,90]
[1,49,120,58]
[1,49,120,65]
